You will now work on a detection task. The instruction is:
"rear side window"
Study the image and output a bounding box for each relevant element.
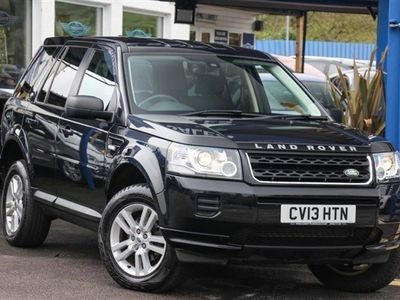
[16,46,60,100]
[78,49,116,109]
[38,47,88,107]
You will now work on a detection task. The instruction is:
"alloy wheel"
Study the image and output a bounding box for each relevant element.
[5,174,24,235]
[109,203,166,278]
[327,264,371,276]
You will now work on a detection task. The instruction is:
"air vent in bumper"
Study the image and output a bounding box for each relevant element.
[195,195,220,218]
[246,226,381,247]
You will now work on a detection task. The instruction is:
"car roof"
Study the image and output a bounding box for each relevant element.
[44,36,273,60]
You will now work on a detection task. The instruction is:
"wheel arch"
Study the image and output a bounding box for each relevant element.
[106,155,168,218]
[106,162,148,200]
[0,133,32,182]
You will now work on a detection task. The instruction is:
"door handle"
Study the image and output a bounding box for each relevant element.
[60,125,73,137]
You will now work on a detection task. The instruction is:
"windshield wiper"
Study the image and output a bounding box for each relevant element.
[253,114,329,121]
[181,111,329,121]
[182,110,265,118]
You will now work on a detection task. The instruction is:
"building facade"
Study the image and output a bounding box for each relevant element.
[189,5,257,47]
[0,0,258,93]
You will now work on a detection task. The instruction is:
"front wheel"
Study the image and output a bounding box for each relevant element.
[98,184,184,292]
[309,249,400,292]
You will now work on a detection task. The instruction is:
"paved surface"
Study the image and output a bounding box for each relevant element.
[1,220,400,300]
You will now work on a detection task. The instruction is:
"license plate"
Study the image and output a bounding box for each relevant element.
[280,205,356,224]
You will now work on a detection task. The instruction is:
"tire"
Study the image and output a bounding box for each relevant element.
[309,249,400,293]
[98,184,184,292]
[1,160,51,247]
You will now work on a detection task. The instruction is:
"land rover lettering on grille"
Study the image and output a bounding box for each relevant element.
[254,143,358,152]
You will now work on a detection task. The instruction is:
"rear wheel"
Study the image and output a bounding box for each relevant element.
[1,160,51,247]
[309,249,400,292]
[98,184,184,292]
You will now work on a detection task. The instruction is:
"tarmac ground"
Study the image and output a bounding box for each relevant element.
[1,220,400,300]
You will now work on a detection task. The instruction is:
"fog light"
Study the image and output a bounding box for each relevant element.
[376,167,386,180]
[220,161,237,177]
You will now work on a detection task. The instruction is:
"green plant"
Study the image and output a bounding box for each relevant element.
[333,49,386,135]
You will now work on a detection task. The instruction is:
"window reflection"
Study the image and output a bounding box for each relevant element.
[79,50,116,109]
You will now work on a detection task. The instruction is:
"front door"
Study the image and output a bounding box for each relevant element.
[54,48,118,214]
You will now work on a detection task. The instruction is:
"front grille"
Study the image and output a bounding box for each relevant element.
[247,152,372,185]
[246,226,381,247]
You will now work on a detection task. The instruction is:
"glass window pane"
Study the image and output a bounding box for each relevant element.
[16,47,60,101]
[44,47,87,107]
[79,50,116,109]
[123,12,162,38]
[0,0,32,93]
[125,54,322,116]
[55,2,102,37]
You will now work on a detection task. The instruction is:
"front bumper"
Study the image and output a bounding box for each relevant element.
[160,175,400,264]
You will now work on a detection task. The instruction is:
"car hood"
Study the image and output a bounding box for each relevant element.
[127,114,371,150]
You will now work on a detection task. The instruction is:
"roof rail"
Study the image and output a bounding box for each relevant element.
[171,39,195,48]
[150,38,173,47]
[209,43,236,51]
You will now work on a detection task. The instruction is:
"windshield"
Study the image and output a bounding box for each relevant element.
[125,54,322,116]
[301,81,338,109]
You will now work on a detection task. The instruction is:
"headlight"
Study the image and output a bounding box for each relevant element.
[167,143,242,180]
[373,151,400,183]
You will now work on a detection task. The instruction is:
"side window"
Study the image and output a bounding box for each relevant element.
[78,49,116,110]
[39,47,88,107]
[16,46,60,100]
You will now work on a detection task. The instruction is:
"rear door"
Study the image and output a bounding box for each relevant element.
[23,46,89,198]
[14,46,61,196]
[54,47,118,214]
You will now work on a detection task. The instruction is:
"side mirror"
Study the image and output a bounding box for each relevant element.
[65,95,113,121]
[327,107,343,123]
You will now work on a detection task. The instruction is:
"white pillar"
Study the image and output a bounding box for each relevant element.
[32,0,56,55]
[104,2,123,36]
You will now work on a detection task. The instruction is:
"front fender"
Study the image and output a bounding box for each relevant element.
[107,137,170,215]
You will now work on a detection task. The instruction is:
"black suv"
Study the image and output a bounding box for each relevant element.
[1,37,400,293]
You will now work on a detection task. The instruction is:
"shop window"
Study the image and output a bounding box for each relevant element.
[123,12,163,38]
[0,0,32,92]
[229,33,242,47]
[79,50,116,109]
[55,1,102,37]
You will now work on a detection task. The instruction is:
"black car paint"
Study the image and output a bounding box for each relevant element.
[0,37,399,265]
